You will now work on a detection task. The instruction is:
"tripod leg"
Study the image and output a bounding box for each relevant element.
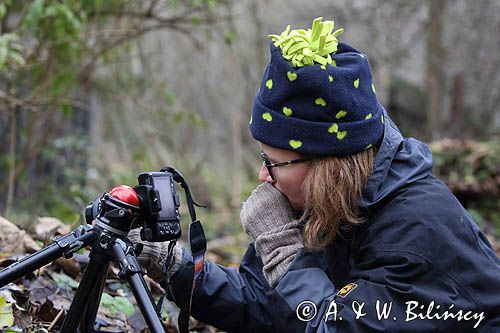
[0,226,95,287]
[79,261,109,332]
[60,251,109,333]
[111,240,166,333]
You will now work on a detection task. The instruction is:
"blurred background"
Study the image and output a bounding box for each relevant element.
[1,0,499,253]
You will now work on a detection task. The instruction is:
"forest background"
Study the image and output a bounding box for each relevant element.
[0,0,499,331]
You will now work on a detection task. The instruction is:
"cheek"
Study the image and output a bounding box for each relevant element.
[275,168,309,207]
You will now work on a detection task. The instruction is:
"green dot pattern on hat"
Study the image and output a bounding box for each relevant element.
[329,75,333,82]
[327,122,347,140]
[365,144,373,149]
[282,106,293,116]
[262,112,273,121]
[365,113,372,120]
[337,131,347,140]
[266,79,273,89]
[382,114,385,124]
[354,78,360,88]
[315,97,327,106]
[328,123,339,133]
[336,110,347,119]
[287,71,297,81]
[372,83,376,94]
[289,139,302,149]
[320,65,326,70]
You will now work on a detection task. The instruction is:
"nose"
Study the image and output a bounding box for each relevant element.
[259,163,274,183]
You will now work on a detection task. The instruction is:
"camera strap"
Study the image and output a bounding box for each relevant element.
[158,220,206,333]
[178,220,207,333]
[158,166,207,333]
[166,220,206,333]
[189,220,206,287]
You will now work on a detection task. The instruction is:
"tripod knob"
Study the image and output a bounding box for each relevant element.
[108,185,140,207]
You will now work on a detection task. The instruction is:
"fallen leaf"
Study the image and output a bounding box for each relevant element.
[50,272,78,290]
[0,292,14,328]
[35,217,71,244]
[0,217,41,254]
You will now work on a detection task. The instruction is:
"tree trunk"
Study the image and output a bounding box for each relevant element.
[450,73,465,137]
[426,0,446,140]
[6,108,17,215]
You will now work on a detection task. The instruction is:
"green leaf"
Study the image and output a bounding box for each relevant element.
[0,41,7,69]
[0,4,7,21]
[174,112,183,123]
[23,0,45,30]
[0,294,14,328]
[95,0,103,10]
[100,293,134,316]
[192,0,203,8]
[49,72,77,96]
[191,16,202,26]
[113,296,134,316]
[0,33,23,69]
[224,30,236,45]
[8,51,25,66]
[52,272,79,290]
[163,88,176,106]
[60,104,73,117]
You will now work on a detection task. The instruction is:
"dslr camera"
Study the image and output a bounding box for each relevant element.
[85,170,182,242]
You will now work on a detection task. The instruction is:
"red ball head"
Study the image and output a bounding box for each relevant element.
[108,185,140,207]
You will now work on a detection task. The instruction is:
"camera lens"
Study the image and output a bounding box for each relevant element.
[84,198,101,223]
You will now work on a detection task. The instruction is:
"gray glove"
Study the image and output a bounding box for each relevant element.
[127,228,183,281]
[240,182,303,287]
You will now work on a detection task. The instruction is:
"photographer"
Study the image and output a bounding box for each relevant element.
[130,18,500,332]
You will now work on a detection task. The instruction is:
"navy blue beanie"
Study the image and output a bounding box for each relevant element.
[250,25,385,156]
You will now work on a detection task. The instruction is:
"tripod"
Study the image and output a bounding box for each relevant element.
[0,187,167,332]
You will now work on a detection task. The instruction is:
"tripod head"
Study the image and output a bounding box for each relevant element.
[90,185,140,237]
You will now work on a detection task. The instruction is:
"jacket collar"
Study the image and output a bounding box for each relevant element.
[359,107,433,208]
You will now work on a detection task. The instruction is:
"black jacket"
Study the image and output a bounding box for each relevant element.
[170,111,500,332]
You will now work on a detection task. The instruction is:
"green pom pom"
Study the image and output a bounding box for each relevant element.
[268,17,344,68]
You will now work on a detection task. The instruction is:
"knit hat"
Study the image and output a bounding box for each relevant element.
[250,17,385,156]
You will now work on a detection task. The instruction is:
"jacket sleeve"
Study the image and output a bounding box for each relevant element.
[269,249,487,332]
[168,243,276,333]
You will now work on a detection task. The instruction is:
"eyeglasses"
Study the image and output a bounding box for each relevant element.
[260,151,314,181]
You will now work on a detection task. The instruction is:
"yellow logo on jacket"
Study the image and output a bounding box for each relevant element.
[337,283,358,298]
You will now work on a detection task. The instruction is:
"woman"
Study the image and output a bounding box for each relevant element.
[131,18,500,332]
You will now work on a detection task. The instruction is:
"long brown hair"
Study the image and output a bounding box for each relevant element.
[301,146,378,251]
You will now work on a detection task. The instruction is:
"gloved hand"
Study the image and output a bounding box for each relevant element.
[240,182,303,287]
[127,228,184,282]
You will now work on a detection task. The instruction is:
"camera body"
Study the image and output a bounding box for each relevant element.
[135,171,181,242]
[85,170,182,242]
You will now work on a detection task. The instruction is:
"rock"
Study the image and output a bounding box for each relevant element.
[35,217,71,244]
[0,216,41,255]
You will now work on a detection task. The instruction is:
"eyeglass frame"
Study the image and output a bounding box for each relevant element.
[260,151,315,181]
